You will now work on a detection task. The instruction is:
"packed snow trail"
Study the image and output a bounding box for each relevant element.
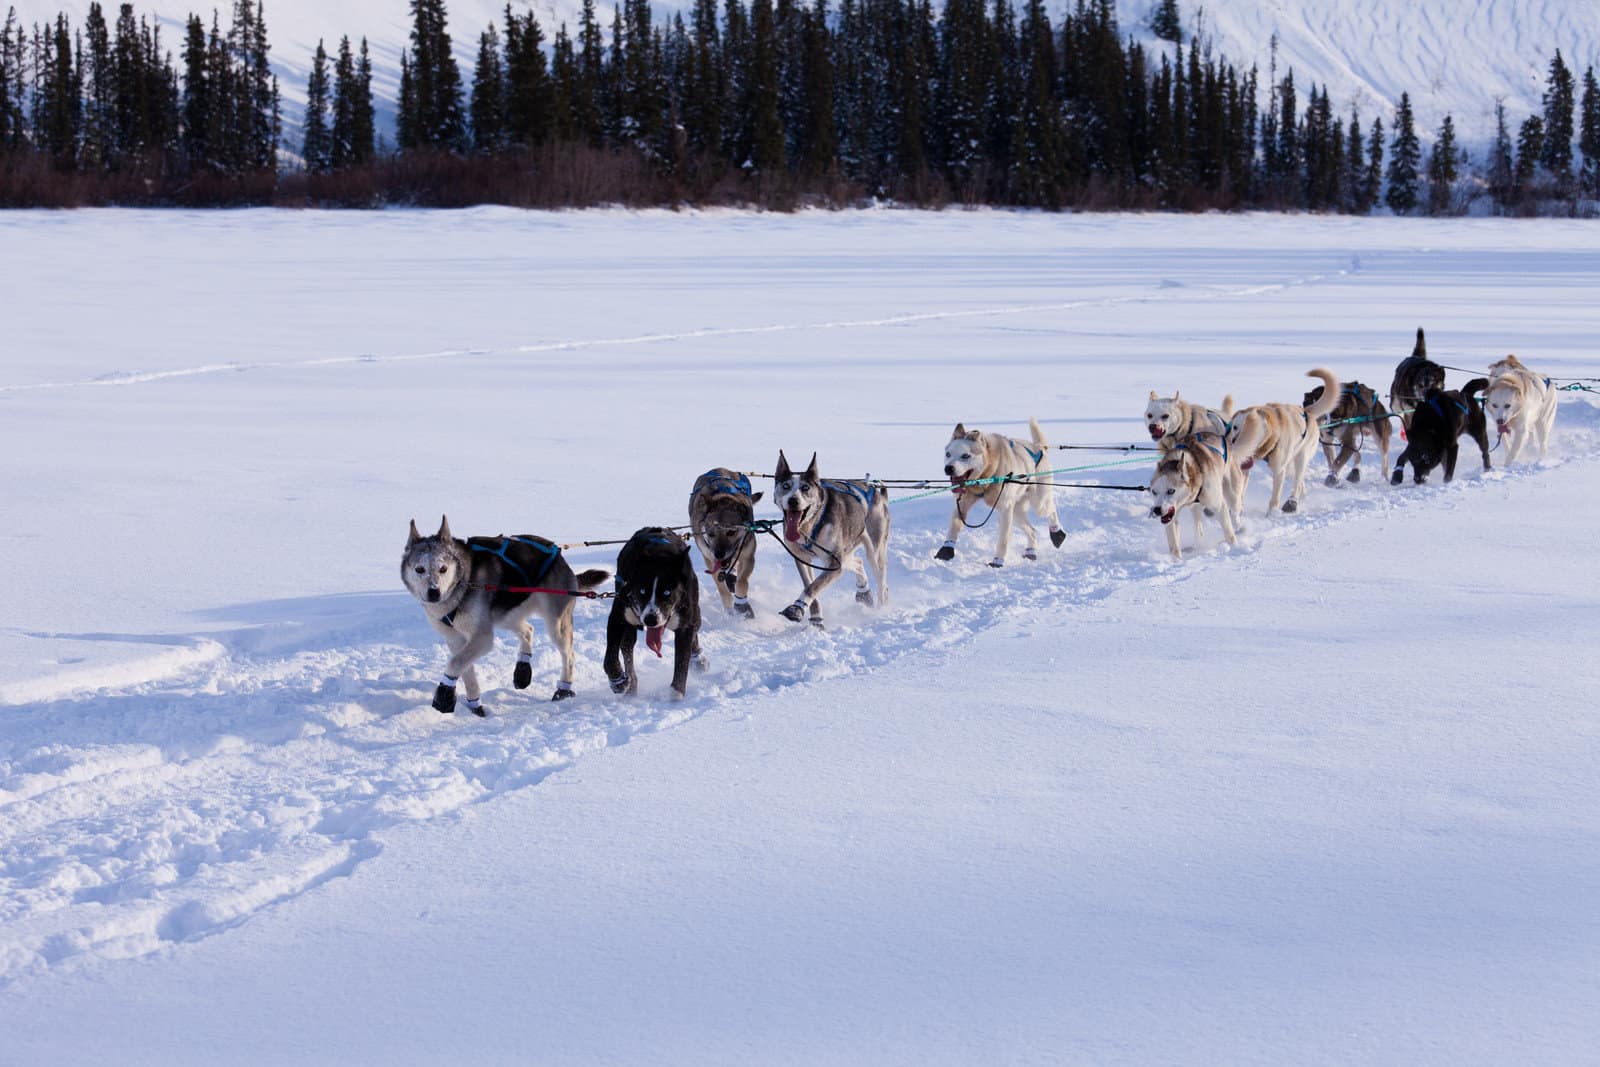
[3,402,1596,987]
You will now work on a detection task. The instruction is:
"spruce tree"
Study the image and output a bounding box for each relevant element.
[504,9,552,148]
[1358,115,1383,212]
[302,39,332,171]
[744,0,783,170]
[352,38,375,162]
[1488,99,1514,210]
[181,15,211,168]
[1539,49,1574,190]
[1341,108,1362,213]
[1514,114,1544,202]
[1425,113,1457,215]
[470,23,506,152]
[402,0,466,151]
[798,1,836,176]
[330,36,355,168]
[1384,92,1419,214]
[1580,66,1600,198]
[1151,0,1180,43]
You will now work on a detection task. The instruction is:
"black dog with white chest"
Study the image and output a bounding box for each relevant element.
[604,528,705,698]
[1391,378,1491,485]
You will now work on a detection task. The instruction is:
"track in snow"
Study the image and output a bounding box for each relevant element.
[3,400,1597,987]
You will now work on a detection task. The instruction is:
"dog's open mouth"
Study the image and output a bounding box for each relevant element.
[949,473,968,494]
[1149,426,1165,439]
[1159,507,1176,525]
[1497,421,1510,436]
[645,626,664,657]
[1240,457,1255,471]
[783,510,803,543]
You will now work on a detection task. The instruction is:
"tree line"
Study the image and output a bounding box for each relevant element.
[3,0,1598,211]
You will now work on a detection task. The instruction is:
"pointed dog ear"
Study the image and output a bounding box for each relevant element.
[1148,390,1158,400]
[408,519,421,547]
[750,491,764,504]
[1173,390,1182,402]
[952,422,966,438]
[437,514,452,542]
[965,430,981,441]
[805,453,818,480]
[775,451,791,479]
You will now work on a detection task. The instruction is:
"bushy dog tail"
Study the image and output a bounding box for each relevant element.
[1461,377,1489,401]
[1221,394,1235,419]
[1027,416,1049,453]
[576,568,611,591]
[1413,327,1427,358]
[1230,409,1266,458]
[1304,368,1341,419]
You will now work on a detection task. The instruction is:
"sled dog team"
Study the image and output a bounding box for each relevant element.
[402,328,1561,713]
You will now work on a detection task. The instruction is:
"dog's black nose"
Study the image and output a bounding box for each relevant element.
[426,588,440,602]
[944,465,955,476]
[642,613,660,628]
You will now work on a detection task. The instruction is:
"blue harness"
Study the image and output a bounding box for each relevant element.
[470,535,560,587]
[693,470,752,500]
[1425,395,1469,419]
[1175,432,1228,462]
[1022,445,1044,466]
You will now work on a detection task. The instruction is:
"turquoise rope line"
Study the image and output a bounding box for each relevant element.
[888,456,1153,505]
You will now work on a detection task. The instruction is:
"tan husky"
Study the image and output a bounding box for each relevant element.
[1146,433,1241,560]
[1143,390,1235,451]
[1483,354,1558,465]
[1226,368,1342,515]
[936,418,1065,568]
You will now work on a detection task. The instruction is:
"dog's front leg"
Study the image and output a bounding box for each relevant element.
[1391,444,1411,486]
[1189,504,1205,552]
[1165,514,1182,560]
[670,626,695,697]
[604,611,638,695]
[781,560,817,623]
[1267,460,1286,513]
[990,496,1015,568]
[936,496,965,561]
[438,624,493,716]
[794,565,843,628]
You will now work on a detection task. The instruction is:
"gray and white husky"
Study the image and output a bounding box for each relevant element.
[402,516,610,715]
[771,451,891,629]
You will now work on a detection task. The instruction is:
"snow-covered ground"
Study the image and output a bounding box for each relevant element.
[6,0,1596,144]
[2,208,1599,1062]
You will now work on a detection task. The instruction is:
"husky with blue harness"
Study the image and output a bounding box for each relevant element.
[1390,379,1491,485]
[402,516,611,715]
[688,468,764,619]
[1303,380,1392,486]
[1147,432,1241,560]
[771,451,891,629]
[935,418,1066,567]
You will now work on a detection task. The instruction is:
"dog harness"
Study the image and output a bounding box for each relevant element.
[1173,433,1228,462]
[441,536,562,628]
[1022,445,1044,466]
[693,470,752,500]
[1424,395,1469,418]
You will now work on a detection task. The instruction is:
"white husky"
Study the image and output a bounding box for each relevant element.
[1483,355,1558,465]
[935,418,1065,568]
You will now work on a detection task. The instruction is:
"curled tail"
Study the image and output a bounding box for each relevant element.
[1028,416,1049,455]
[1304,368,1342,419]
[1461,377,1489,401]
[1413,327,1427,358]
[576,568,612,590]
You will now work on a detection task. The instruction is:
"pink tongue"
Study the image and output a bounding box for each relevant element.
[645,627,664,657]
[783,512,802,543]
[1160,511,1175,525]
[709,556,724,574]
[1498,423,1510,435]
[1240,458,1254,471]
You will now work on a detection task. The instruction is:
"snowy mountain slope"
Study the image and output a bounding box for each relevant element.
[6,0,1596,145]
[2,209,1600,1058]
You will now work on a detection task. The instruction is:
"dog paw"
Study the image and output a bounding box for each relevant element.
[780,603,807,622]
[988,559,1004,569]
[933,544,956,562]
[607,673,630,695]
[733,601,755,620]
[551,687,575,702]
[1324,473,1340,487]
[1346,468,1361,483]
[670,686,687,700]
[1281,499,1298,514]
[809,617,826,631]
[1390,469,1404,486]
[1023,548,1038,561]
[1049,528,1066,548]
[431,684,456,715]
[855,589,874,606]
[693,654,710,672]
[512,661,532,690]
[465,698,487,718]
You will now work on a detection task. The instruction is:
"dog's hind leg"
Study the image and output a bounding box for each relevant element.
[550,603,578,701]
[513,621,535,690]
[1016,501,1042,562]
[1266,460,1287,514]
